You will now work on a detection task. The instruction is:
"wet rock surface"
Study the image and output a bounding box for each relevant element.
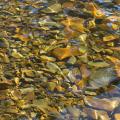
[0,0,120,119]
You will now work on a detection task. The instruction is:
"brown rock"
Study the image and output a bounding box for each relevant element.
[62,2,74,8]
[86,2,105,18]
[103,35,119,42]
[84,108,110,120]
[0,90,9,100]
[84,96,120,111]
[0,80,13,90]
[0,53,9,63]
[114,113,120,120]
[52,47,82,60]
[114,0,120,4]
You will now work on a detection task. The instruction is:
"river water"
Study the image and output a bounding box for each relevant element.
[0,0,120,120]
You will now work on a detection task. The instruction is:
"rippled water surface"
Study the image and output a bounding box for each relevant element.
[0,0,120,120]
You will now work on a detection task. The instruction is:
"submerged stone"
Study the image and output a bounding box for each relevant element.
[0,38,9,48]
[42,3,62,13]
[84,96,120,111]
[89,67,118,89]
